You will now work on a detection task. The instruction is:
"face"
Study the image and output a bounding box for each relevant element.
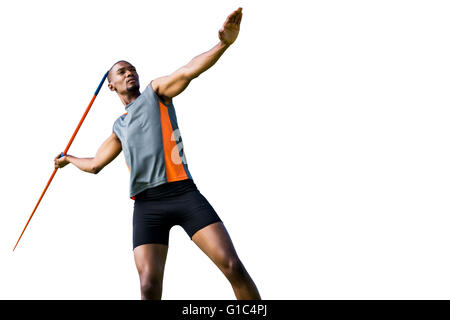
[108,61,140,94]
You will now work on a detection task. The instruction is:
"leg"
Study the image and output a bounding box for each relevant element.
[192,222,261,300]
[133,243,168,300]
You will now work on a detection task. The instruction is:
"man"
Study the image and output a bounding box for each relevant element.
[54,7,260,300]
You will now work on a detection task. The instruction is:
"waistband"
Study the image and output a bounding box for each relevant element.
[134,178,198,201]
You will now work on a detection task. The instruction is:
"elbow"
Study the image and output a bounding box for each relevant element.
[188,72,199,80]
[91,164,101,174]
[188,71,200,81]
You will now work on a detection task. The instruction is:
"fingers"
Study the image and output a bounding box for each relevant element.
[54,154,61,168]
[232,7,242,24]
[229,11,237,24]
[237,9,242,25]
[225,7,243,26]
[224,12,233,25]
[54,153,67,168]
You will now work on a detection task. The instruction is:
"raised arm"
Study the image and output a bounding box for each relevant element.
[151,7,243,100]
[54,132,122,174]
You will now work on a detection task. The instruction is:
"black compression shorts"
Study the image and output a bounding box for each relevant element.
[132,179,222,249]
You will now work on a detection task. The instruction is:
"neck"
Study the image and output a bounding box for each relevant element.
[119,90,141,106]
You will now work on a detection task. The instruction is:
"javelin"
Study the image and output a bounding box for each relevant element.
[13,71,109,251]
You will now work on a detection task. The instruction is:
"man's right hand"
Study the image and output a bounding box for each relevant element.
[54,154,70,169]
[53,133,122,174]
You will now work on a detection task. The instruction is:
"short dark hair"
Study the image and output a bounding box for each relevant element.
[107,60,133,83]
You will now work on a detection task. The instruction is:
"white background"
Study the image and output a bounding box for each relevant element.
[0,0,450,299]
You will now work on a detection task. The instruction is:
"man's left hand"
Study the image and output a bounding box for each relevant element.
[219,7,243,46]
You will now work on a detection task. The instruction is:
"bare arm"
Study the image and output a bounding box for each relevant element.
[151,7,243,100]
[54,132,122,174]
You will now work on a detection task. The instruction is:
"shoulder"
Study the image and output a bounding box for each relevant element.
[149,79,173,106]
[114,112,128,123]
[112,112,128,131]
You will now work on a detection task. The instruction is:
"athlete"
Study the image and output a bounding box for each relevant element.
[54,7,260,300]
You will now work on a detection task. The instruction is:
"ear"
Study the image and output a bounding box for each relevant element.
[108,83,115,91]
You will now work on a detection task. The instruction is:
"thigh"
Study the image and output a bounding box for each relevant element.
[175,190,222,239]
[133,243,169,278]
[191,221,239,266]
[133,199,173,248]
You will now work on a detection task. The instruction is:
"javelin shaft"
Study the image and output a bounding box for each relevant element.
[13,168,58,251]
[63,71,108,154]
[13,71,109,251]
[63,95,96,155]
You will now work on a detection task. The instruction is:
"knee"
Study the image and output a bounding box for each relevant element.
[139,271,163,299]
[221,255,247,281]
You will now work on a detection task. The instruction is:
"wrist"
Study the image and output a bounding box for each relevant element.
[218,41,231,50]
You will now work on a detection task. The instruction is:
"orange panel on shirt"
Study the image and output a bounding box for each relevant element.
[159,101,188,182]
